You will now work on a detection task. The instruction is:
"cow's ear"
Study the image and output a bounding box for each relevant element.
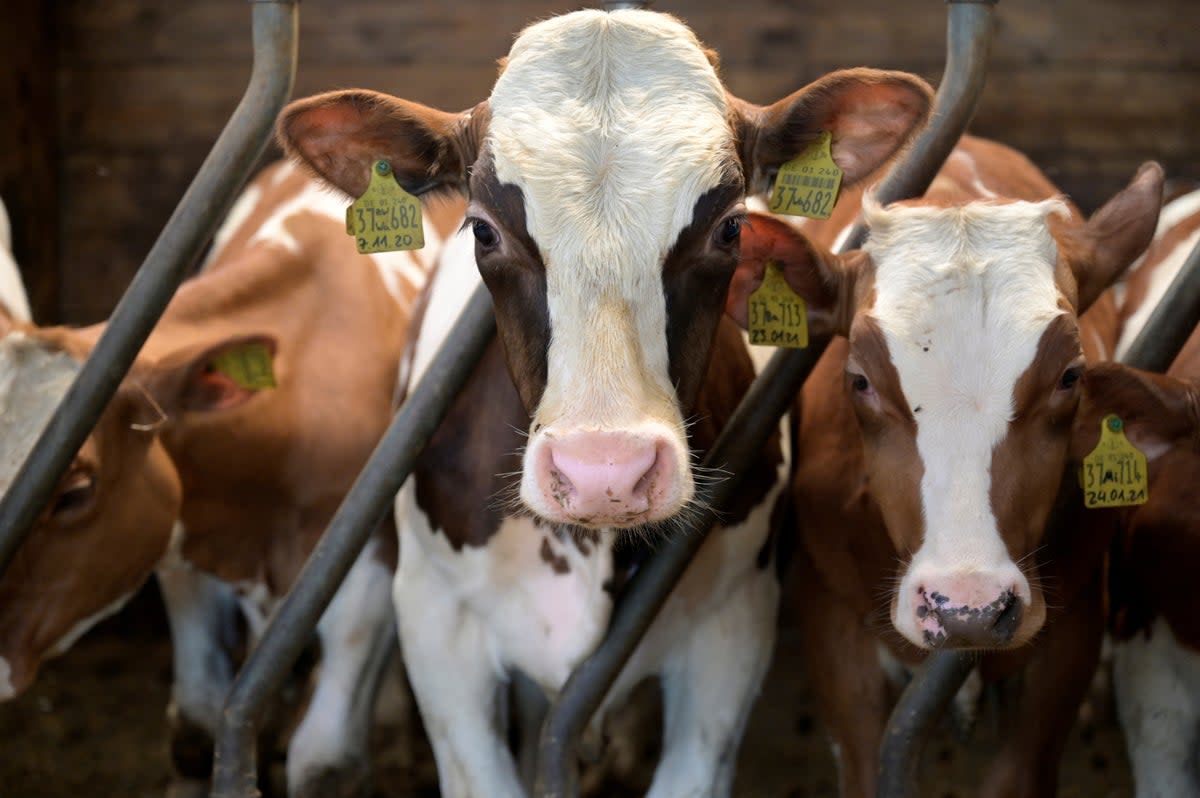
[144,334,279,418]
[277,90,488,198]
[732,68,933,196]
[1074,363,1196,463]
[725,212,863,338]
[1057,162,1164,313]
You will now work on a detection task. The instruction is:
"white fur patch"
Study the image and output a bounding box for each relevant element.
[203,184,263,269]
[247,180,346,255]
[0,199,32,322]
[866,199,1069,632]
[487,10,735,508]
[1115,188,1200,360]
[48,591,135,657]
[0,657,12,700]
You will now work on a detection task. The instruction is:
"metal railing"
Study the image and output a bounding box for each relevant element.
[0,0,299,577]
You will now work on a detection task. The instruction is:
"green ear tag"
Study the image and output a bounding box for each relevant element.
[768,130,843,220]
[1081,415,1149,508]
[211,342,276,390]
[747,260,808,348]
[345,160,425,253]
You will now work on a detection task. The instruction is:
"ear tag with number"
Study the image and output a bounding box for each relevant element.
[1080,415,1148,508]
[747,260,808,348]
[345,160,425,253]
[210,342,276,390]
[768,130,843,220]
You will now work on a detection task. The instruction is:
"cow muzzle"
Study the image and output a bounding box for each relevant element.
[896,565,1031,650]
[523,426,686,527]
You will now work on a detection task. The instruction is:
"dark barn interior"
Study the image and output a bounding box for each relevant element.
[0,1,1196,796]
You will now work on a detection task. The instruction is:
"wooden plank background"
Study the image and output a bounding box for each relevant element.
[10,0,1199,323]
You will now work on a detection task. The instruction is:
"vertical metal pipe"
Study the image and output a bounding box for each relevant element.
[209,286,497,798]
[1121,237,1200,372]
[0,0,299,578]
[535,3,998,795]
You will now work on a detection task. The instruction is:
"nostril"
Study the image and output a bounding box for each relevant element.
[989,590,1023,643]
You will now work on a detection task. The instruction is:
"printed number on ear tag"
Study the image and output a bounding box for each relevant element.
[211,342,276,390]
[768,130,843,221]
[747,261,808,348]
[1080,415,1148,508]
[345,160,425,253]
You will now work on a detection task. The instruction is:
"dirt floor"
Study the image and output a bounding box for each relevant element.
[0,587,1132,798]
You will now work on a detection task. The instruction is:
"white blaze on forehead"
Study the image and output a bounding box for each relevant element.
[0,333,80,495]
[865,199,1069,573]
[488,9,734,426]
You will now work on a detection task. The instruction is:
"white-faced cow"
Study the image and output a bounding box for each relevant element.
[1075,185,1200,798]
[279,9,933,797]
[731,133,1162,796]
[0,161,460,797]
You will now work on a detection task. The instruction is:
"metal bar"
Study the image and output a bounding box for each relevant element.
[0,0,299,578]
[535,4,998,795]
[1121,236,1200,372]
[877,651,977,798]
[209,285,497,798]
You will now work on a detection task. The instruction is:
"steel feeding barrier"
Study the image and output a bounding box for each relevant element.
[0,0,299,578]
[534,2,999,796]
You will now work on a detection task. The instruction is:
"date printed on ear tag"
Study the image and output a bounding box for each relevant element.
[1080,415,1148,508]
[768,131,843,220]
[345,160,425,253]
[747,261,808,348]
[210,342,276,390]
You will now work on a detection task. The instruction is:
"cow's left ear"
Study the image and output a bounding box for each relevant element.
[277,90,488,199]
[1057,162,1164,313]
[1073,362,1196,463]
[732,68,934,196]
[143,334,279,418]
[725,212,864,338]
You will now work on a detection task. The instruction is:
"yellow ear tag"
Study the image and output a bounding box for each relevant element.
[1081,415,1148,508]
[747,260,808,348]
[210,342,276,390]
[768,130,843,220]
[345,160,425,253]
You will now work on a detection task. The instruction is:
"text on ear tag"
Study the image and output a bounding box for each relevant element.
[747,260,808,348]
[1081,415,1148,508]
[768,130,843,221]
[345,160,425,253]
[211,342,276,390]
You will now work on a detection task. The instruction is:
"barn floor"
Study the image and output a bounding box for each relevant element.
[0,588,1132,798]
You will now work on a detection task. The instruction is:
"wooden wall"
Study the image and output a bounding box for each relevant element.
[20,0,1200,323]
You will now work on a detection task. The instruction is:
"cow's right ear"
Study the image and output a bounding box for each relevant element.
[726,212,863,339]
[276,90,488,198]
[1074,363,1197,463]
[143,334,279,419]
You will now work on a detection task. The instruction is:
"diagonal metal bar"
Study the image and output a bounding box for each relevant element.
[0,0,299,578]
[210,285,497,798]
[1121,236,1200,373]
[535,2,999,795]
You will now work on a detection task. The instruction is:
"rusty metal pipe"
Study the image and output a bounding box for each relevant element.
[0,0,298,578]
[535,3,998,795]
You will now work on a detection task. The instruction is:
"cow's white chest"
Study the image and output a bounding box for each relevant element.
[394,481,614,691]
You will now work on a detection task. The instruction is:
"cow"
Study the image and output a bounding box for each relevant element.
[0,198,32,323]
[1074,185,1200,798]
[277,8,934,797]
[725,133,1164,797]
[0,161,461,797]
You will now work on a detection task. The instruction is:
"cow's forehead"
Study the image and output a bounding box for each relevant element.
[486,9,735,280]
[0,333,80,494]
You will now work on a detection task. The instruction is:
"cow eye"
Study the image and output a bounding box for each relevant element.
[848,372,872,394]
[714,215,744,248]
[471,219,499,250]
[1058,366,1082,391]
[51,469,96,520]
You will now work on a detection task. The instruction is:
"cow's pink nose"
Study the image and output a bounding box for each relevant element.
[912,575,1024,649]
[541,431,674,525]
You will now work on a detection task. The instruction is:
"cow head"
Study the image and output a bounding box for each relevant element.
[278,9,932,528]
[729,162,1165,649]
[0,325,180,699]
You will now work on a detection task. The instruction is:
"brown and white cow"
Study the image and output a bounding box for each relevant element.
[0,162,459,797]
[278,9,932,797]
[1075,185,1200,798]
[725,134,1163,796]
